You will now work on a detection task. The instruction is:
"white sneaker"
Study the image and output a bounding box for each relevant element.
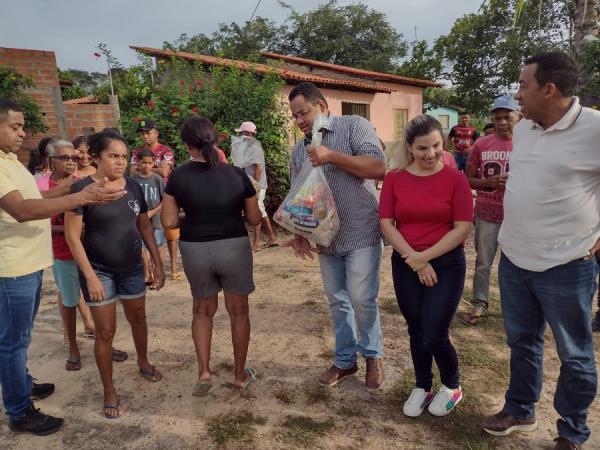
[403,388,434,417]
[428,385,462,416]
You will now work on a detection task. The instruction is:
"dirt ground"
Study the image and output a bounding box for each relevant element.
[1,232,599,450]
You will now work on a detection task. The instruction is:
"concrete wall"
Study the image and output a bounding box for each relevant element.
[426,105,459,133]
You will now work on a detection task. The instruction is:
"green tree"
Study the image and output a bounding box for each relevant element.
[397,40,443,80]
[0,64,48,133]
[435,0,570,114]
[58,68,108,98]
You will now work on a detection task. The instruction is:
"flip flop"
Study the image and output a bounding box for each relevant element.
[139,365,163,382]
[460,306,484,326]
[265,242,279,248]
[83,331,96,339]
[192,380,213,397]
[252,248,262,253]
[65,356,81,371]
[103,399,125,419]
[111,349,128,362]
[235,368,257,390]
[170,272,183,281]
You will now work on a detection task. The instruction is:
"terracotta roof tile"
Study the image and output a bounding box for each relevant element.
[261,51,442,88]
[129,46,394,94]
[63,96,98,105]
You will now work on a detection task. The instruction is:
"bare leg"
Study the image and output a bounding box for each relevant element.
[90,303,123,417]
[63,305,80,361]
[121,297,154,373]
[167,240,179,276]
[77,296,95,335]
[252,223,262,252]
[58,294,68,345]
[224,292,251,386]
[263,217,278,244]
[191,295,218,381]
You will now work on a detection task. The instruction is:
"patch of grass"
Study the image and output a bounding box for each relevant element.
[304,384,332,405]
[207,411,267,447]
[378,296,400,315]
[215,361,234,372]
[274,389,295,405]
[336,404,365,418]
[278,415,335,448]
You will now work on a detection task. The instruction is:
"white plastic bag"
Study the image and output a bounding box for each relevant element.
[231,135,263,169]
[274,114,340,247]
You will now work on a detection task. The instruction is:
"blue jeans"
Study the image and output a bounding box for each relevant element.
[392,246,466,390]
[318,244,383,369]
[0,270,43,421]
[454,153,468,172]
[499,254,598,444]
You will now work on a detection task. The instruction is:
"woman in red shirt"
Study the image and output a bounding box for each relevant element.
[380,115,473,418]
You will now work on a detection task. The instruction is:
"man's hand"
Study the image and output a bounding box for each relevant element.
[497,174,508,191]
[151,263,165,291]
[402,251,428,272]
[486,176,503,190]
[284,235,318,260]
[307,145,332,167]
[80,177,127,205]
[585,237,600,260]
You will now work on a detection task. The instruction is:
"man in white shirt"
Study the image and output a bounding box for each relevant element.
[481,53,600,450]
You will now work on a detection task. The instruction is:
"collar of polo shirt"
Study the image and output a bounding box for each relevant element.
[531,97,583,133]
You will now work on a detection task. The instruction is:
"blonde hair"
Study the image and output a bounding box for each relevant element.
[387,114,443,170]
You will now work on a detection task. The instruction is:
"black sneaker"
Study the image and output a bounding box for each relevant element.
[31,382,55,401]
[9,404,64,436]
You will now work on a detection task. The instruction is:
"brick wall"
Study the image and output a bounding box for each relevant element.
[0,47,118,165]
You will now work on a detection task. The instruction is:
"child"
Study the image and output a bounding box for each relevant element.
[131,150,166,286]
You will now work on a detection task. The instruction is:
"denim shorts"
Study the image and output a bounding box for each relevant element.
[143,228,166,249]
[79,261,146,307]
[52,259,81,307]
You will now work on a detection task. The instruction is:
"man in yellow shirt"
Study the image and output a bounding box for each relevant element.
[0,97,125,435]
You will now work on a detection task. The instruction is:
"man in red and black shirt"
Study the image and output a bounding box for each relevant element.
[130,119,182,280]
[448,113,479,172]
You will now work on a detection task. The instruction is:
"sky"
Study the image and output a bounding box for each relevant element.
[1,0,483,72]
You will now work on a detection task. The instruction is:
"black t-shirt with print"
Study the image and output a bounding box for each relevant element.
[70,176,148,272]
[165,161,256,242]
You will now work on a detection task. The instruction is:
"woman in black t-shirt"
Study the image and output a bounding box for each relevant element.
[162,116,261,395]
[65,130,165,419]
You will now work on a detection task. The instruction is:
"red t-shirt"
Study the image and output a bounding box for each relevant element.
[449,125,479,153]
[467,134,512,223]
[131,143,175,181]
[48,179,74,260]
[379,165,473,251]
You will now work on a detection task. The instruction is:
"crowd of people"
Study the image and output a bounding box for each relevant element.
[0,50,598,450]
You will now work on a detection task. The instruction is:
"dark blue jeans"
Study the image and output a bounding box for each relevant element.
[0,270,43,421]
[454,153,469,172]
[499,253,598,444]
[392,246,466,391]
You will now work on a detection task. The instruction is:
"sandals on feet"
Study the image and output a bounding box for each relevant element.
[235,368,257,390]
[461,306,484,326]
[139,365,163,382]
[192,380,213,397]
[104,399,125,419]
[111,349,128,362]
[65,356,81,371]
[171,272,183,281]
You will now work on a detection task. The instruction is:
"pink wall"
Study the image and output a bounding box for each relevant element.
[279,83,423,144]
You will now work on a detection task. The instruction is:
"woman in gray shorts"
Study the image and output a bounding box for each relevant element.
[161,116,261,395]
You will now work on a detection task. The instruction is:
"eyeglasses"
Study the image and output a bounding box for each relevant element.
[50,155,80,163]
[291,106,313,120]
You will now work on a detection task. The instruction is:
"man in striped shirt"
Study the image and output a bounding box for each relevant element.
[286,82,386,390]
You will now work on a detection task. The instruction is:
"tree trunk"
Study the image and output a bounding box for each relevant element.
[573,0,599,106]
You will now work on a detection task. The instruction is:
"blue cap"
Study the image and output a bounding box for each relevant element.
[492,94,519,112]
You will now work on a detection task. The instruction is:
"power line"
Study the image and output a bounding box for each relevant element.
[248,0,262,23]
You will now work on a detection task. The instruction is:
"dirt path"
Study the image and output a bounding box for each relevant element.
[1,233,599,449]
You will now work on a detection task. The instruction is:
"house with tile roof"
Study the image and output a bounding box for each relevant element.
[131,46,441,145]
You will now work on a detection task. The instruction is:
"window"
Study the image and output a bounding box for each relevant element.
[341,102,370,119]
[437,115,450,129]
[394,109,408,140]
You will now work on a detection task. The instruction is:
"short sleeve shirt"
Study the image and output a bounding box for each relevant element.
[449,125,479,153]
[131,144,175,181]
[131,173,165,230]
[0,151,52,277]
[70,177,148,272]
[290,115,384,255]
[379,165,473,251]
[165,162,256,242]
[467,134,512,223]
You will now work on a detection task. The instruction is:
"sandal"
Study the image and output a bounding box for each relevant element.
[83,331,96,339]
[111,348,128,363]
[104,399,125,419]
[192,380,213,397]
[461,306,484,326]
[235,368,257,390]
[170,272,183,281]
[65,356,81,371]
[139,365,163,382]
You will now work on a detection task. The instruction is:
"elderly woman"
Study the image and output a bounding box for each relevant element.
[35,139,96,369]
[65,130,165,418]
[161,116,261,396]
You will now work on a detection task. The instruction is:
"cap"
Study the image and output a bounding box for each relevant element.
[234,121,257,134]
[492,95,519,112]
[138,119,157,132]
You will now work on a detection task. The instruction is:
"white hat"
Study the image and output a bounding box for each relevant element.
[234,121,257,134]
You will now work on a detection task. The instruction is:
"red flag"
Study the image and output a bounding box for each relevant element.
[94,52,101,59]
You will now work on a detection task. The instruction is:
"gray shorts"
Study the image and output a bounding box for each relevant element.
[179,237,255,299]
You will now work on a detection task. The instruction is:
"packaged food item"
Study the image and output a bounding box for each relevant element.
[274,114,340,246]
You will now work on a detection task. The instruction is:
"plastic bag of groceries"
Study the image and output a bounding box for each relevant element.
[231,135,263,169]
[274,114,340,247]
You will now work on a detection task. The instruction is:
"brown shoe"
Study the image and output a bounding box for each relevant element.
[554,437,582,450]
[481,411,537,436]
[365,357,384,390]
[318,364,358,387]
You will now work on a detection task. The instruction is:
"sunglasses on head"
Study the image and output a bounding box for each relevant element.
[50,155,80,163]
